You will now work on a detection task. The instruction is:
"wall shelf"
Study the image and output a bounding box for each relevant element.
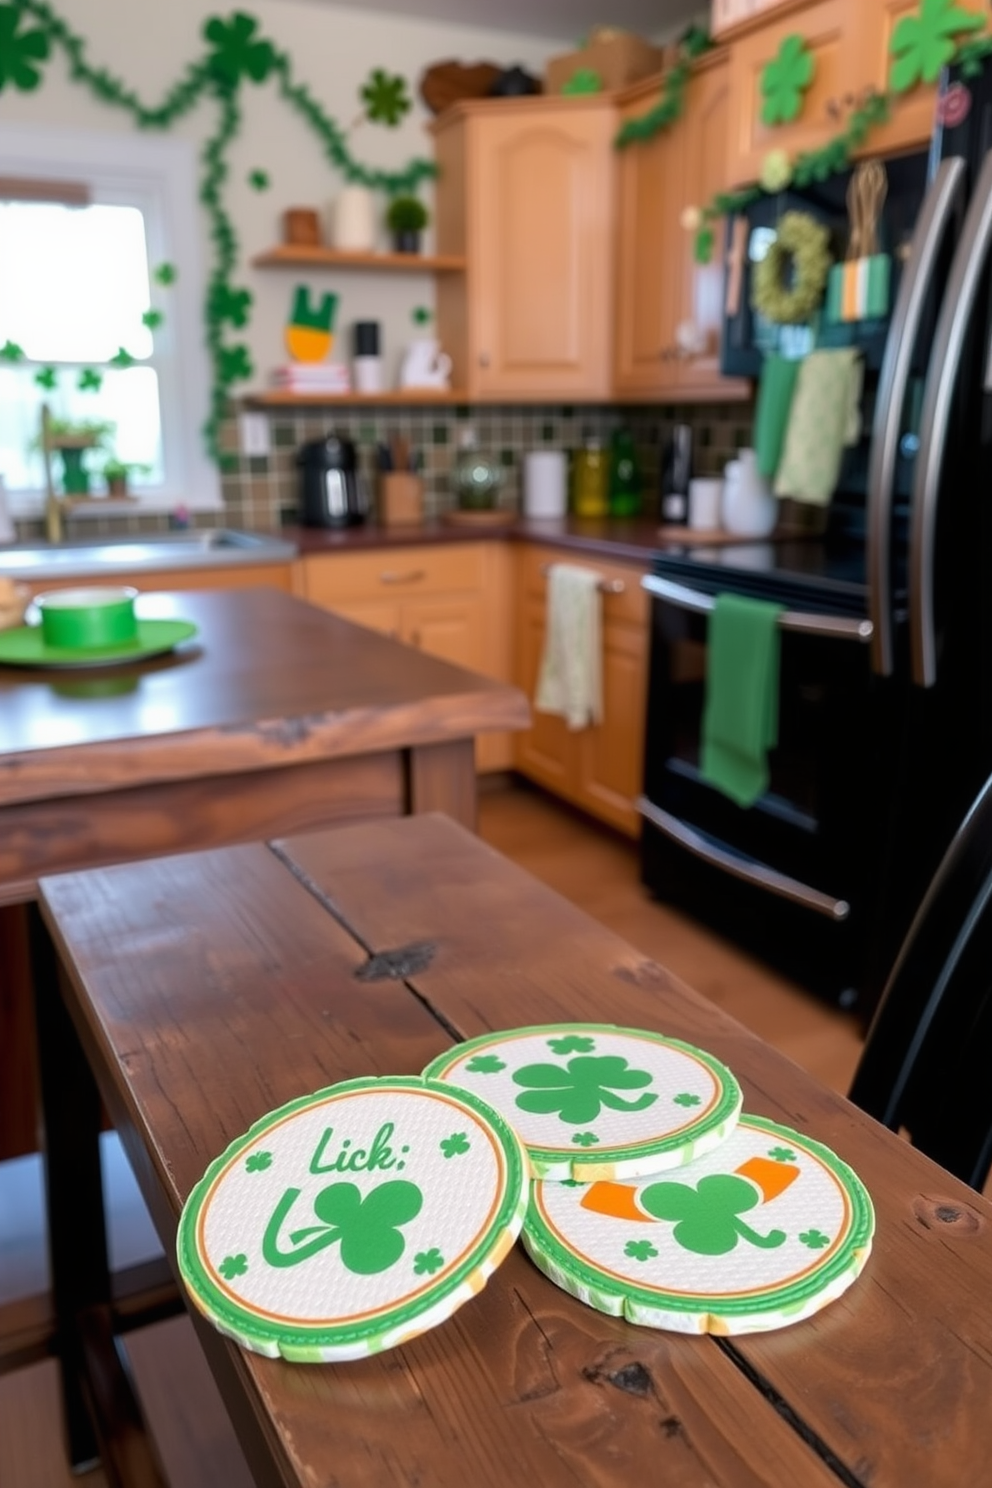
[251,245,467,273]
[245,389,470,408]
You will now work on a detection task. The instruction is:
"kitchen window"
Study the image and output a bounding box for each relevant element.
[0,123,219,518]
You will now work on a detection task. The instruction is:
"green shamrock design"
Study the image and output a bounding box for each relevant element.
[262,1179,423,1274]
[77,368,103,392]
[209,282,253,329]
[440,1132,470,1159]
[0,5,49,93]
[142,309,164,331]
[560,1178,584,1188]
[219,1253,248,1280]
[639,1174,787,1256]
[248,169,270,191]
[547,1035,596,1055]
[0,340,25,362]
[245,1151,272,1173]
[361,68,412,127]
[768,1147,797,1163]
[625,1240,658,1262]
[33,367,58,390]
[562,67,602,96]
[411,306,432,326]
[203,12,276,89]
[218,344,253,384]
[513,1055,657,1125]
[108,348,136,368]
[799,1229,831,1249]
[466,1054,505,1074]
[890,0,984,93]
[413,1247,444,1275]
[673,1093,701,1108]
[572,1132,600,1147]
[760,34,815,127]
[153,263,177,287]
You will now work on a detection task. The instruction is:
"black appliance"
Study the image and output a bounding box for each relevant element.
[658,423,693,524]
[297,433,367,528]
[640,63,992,1018]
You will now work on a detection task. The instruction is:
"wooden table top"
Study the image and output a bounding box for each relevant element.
[38,814,992,1488]
[0,588,528,808]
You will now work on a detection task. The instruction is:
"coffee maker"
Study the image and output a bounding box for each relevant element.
[297,433,367,528]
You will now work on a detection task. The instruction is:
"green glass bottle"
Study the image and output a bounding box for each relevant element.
[608,429,642,517]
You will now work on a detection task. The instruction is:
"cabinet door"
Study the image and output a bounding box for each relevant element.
[401,595,485,671]
[514,596,581,795]
[614,89,682,396]
[576,617,648,837]
[471,104,615,398]
[725,0,854,187]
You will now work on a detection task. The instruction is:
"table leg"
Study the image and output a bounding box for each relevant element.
[407,738,478,831]
[29,903,107,1472]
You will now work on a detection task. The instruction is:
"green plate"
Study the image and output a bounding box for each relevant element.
[0,619,198,669]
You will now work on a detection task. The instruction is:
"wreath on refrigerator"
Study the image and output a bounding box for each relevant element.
[752,211,832,325]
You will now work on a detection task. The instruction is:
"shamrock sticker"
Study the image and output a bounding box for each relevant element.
[440,1132,470,1159]
[466,1054,505,1074]
[0,5,49,93]
[219,1253,248,1280]
[673,1093,701,1108]
[0,340,24,362]
[248,169,270,191]
[245,1151,272,1173]
[547,1035,596,1055]
[142,309,164,331]
[209,282,253,329]
[411,305,432,326]
[203,11,276,88]
[624,1240,658,1262]
[639,1174,787,1256]
[890,0,984,93]
[153,263,177,287]
[799,1228,831,1249]
[571,1132,600,1147]
[34,367,58,390]
[513,1054,657,1125]
[760,34,815,127]
[77,368,103,392]
[109,347,136,368]
[768,1147,797,1164]
[218,343,253,385]
[360,69,411,127]
[262,1179,423,1274]
[413,1247,444,1275]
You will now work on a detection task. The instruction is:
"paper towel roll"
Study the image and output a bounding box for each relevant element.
[523,450,567,519]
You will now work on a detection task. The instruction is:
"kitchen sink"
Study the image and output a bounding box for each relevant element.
[0,529,298,579]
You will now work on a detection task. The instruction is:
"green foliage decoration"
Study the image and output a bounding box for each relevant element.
[385,195,428,233]
[562,67,602,96]
[616,25,712,148]
[889,0,984,93]
[360,67,411,126]
[760,34,815,126]
[752,210,831,325]
[5,1,434,466]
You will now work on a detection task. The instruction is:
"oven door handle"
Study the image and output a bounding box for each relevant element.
[641,575,873,642]
[637,798,851,921]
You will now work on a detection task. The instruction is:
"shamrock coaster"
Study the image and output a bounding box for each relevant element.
[177,1076,528,1361]
[523,1114,874,1336]
[421,1024,742,1181]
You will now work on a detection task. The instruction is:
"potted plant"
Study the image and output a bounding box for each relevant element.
[34,416,115,496]
[101,456,149,498]
[385,195,429,254]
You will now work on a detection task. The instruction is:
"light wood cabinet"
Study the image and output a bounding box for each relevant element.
[615,52,750,403]
[514,544,649,836]
[434,96,616,400]
[301,542,515,772]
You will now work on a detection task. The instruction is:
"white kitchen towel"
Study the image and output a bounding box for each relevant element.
[535,563,603,731]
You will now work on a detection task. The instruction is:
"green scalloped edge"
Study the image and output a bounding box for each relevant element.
[522,1114,875,1336]
[421,1023,743,1181]
[177,1075,529,1361]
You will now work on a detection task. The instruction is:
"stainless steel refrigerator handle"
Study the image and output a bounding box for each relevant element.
[641,574,874,642]
[911,148,992,688]
[867,157,967,678]
[636,798,851,921]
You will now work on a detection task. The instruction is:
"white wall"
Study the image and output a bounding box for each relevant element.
[0,0,569,392]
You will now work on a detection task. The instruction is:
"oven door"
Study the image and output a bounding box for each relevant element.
[639,575,903,1008]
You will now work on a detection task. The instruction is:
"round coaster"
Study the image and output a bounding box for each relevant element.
[177,1076,529,1362]
[0,618,197,669]
[523,1114,874,1336]
[421,1024,742,1181]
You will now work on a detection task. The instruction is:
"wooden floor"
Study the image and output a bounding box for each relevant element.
[0,780,864,1487]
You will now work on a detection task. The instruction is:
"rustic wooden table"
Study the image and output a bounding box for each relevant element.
[35,814,992,1488]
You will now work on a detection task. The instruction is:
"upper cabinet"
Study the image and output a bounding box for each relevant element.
[614,51,749,402]
[433,97,616,400]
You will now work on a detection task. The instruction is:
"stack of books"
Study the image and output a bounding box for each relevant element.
[271,363,352,395]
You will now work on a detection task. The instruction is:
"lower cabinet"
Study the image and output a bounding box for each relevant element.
[514,543,649,837]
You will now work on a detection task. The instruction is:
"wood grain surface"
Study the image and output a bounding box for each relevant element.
[39,831,841,1488]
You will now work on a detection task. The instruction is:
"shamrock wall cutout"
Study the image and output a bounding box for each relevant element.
[142,309,164,330]
[34,367,58,390]
[889,0,984,93]
[639,1174,787,1256]
[0,5,50,92]
[218,343,253,384]
[361,68,412,127]
[513,1055,658,1125]
[760,34,815,127]
[248,168,270,191]
[77,369,103,392]
[153,263,177,287]
[262,1179,423,1274]
[210,282,253,329]
[203,12,276,89]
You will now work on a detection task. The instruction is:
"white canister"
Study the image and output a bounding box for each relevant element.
[523,450,567,519]
[332,185,376,251]
[722,449,778,537]
[688,477,723,531]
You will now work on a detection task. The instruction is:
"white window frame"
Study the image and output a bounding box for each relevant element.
[0,121,220,518]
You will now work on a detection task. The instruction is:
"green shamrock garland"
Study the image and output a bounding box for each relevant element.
[760,34,815,126]
[616,25,712,147]
[0,3,48,90]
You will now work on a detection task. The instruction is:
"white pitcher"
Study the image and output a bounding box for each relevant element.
[399,338,452,390]
[722,449,778,537]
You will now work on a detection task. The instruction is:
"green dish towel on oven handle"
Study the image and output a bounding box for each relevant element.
[700,593,783,809]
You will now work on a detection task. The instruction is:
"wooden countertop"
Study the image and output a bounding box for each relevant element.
[0,587,529,808]
[289,516,680,565]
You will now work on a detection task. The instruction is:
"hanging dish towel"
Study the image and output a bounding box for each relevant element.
[774,348,863,506]
[535,563,603,731]
[700,593,783,809]
[754,353,803,481]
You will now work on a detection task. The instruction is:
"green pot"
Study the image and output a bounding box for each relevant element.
[59,447,90,496]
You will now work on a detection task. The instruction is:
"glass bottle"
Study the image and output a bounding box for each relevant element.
[608,428,642,517]
[572,437,609,518]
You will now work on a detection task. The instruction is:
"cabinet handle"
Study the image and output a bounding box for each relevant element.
[379,569,426,585]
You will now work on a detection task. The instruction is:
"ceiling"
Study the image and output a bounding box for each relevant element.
[291,0,704,43]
